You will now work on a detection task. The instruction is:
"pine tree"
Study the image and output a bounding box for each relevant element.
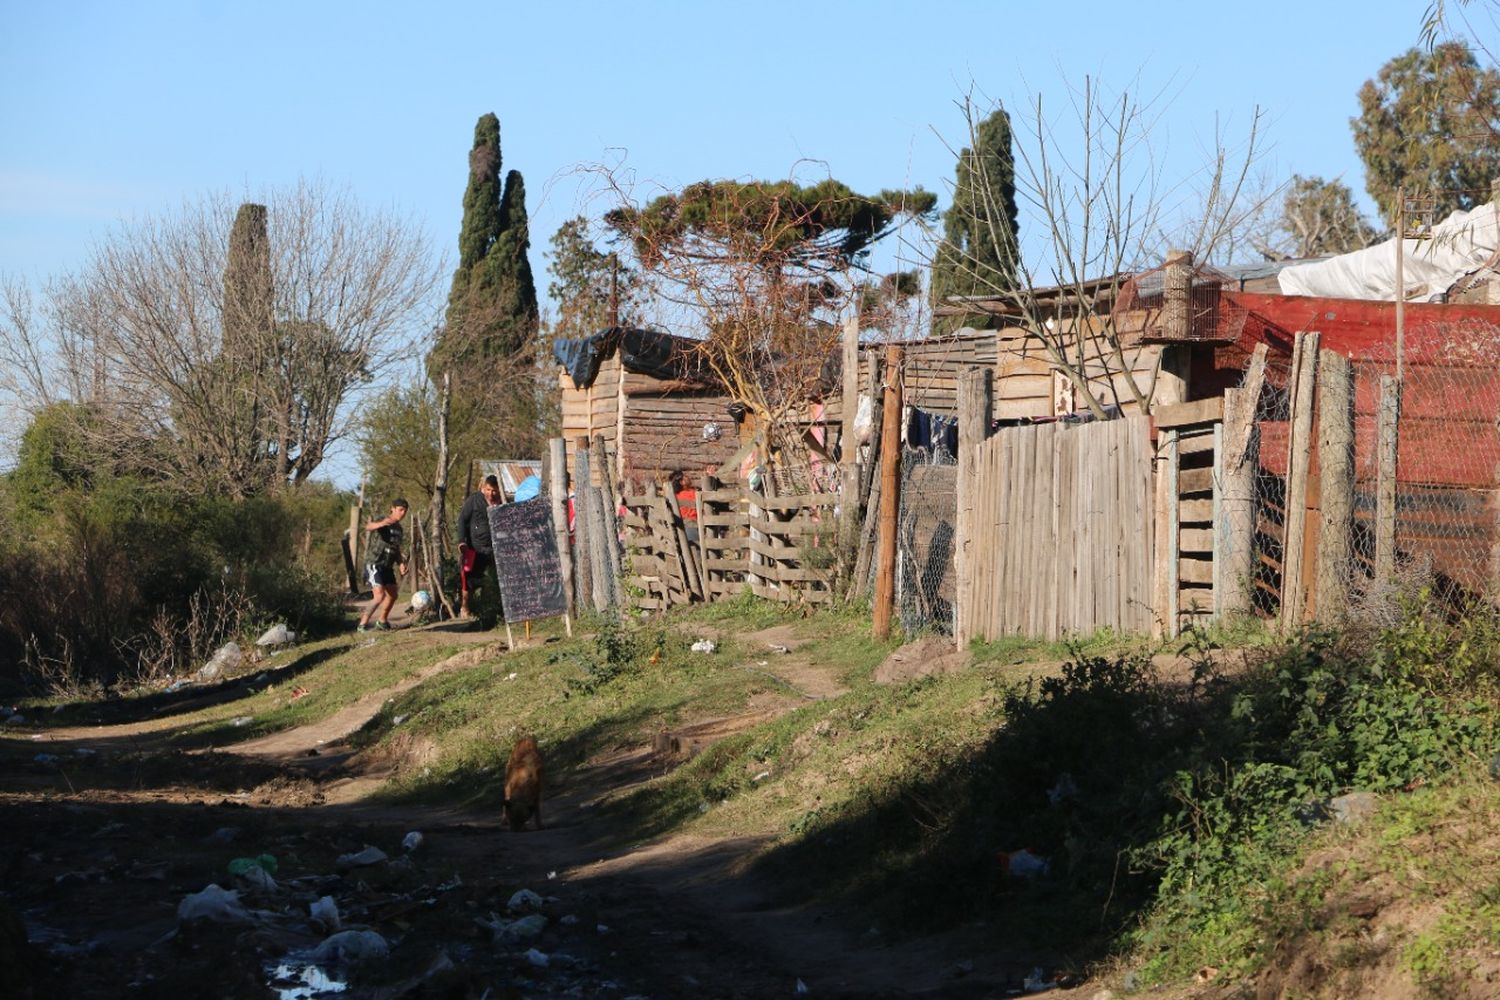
[930,106,1019,334]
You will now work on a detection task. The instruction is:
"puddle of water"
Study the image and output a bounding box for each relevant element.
[266,958,347,999]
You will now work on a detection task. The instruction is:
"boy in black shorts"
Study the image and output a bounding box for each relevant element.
[357,499,409,632]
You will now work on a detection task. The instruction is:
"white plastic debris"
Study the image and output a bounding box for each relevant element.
[312,929,389,964]
[335,845,388,869]
[255,623,297,647]
[525,947,549,968]
[796,979,809,994]
[309,895,341,932]
[507,914,548,941]
[507,888,544,913]
[402,831,424,851]
[177,884,252,925]
[231,716,253,727]
[233,864,277,892]
[768,644,791,654]
[690,639,718,654]
[753,771,771,782]
[197,642,242,681]
[559,914,579,926]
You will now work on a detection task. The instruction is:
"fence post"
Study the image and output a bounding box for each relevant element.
[1153,428,1181,637]
[1216,345,1266,618]
[1280,331,1320,631]
[573,438,596,611]
[839,316,861,587]
[1375,375,1402,589]
[872,345,904,640]
[956,367,993,645]
[548,438,575,615]
[1315,351,1355,621]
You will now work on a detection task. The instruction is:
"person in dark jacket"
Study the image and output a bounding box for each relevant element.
[357,499,409,632]
[457,475,502,619]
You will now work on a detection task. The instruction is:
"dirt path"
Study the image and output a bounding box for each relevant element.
[2,627,1037,998]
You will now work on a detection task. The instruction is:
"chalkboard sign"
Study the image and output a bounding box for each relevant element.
[486,499,568,625]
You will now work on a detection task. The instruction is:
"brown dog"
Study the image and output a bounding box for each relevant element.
[502,736,544,832]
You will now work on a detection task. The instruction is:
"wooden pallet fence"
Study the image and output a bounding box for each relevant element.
[699,475,749,600]
[746,492,839,605]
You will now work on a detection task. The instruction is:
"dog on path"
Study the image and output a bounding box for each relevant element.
[502,736,544,832]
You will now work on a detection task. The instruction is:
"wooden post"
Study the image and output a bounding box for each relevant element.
[849,357,885,598]
[573,438,594,611]
[872,345,904,640]
[956,367,993,645]
[344,479,365,594]
[593,433,625,598]
[1153,428,1181,637]
[1156,249,1193,407]
[1217,345,1267,617]
[1280,331,1320,631]
[1375,375,1402,588]
[839,316,861,586]
[547,438,575,615]
[1315,351,1355,621]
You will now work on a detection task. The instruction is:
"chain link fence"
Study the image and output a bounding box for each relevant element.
[896,447,958,634]
[1239,336,1500,626]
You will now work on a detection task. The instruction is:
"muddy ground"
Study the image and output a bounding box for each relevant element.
[0,624,1057,999]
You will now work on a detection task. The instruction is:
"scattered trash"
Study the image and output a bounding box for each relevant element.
[178,884,252,925]
[559,914,579,926]
[335,845,388,869]
[198,642,242,681]
[505,672,518,681]
[524,947,549,968]
[753,771,771,782]
[796,979,809,994]
[999,848,1051,880]
[547,870,557,880]
[231,716,253,727]
[392,714,407,726]
[402,831,424,851]
[768,644,791,654]
[690,639,718,654]
[1023,966,1052,992]
[33,753,59,764]
[309,896,341,932]
[757,660,768,666]
[74,747,96,757]
[1195,966,1219,983]
[255,624,297,648]
[596,923,611,935]
[1046,773,1078,806]
[311,929,389,964]
[228,854,279,877]
[507,888,544,913]
[288,686,309,701]
[267,961,346,999]
[509,914,549,941]
[165,679,191,693]
[234,865,278,893]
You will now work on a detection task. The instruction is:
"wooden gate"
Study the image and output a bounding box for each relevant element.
[963,415,1155,641]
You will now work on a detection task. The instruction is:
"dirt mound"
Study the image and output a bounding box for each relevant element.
[874,635,969,684]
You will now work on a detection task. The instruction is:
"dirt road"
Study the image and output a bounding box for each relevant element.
[1,628,1033,998]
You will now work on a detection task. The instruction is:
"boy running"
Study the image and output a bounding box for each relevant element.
[357,499,409,632]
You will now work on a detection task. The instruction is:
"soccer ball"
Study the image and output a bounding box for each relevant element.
[411,590,432,612]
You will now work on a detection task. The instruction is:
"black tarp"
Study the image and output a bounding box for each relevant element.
[552,327,702,389]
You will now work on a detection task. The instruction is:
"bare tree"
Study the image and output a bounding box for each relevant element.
[927,83,1264,418]
[0,181,442,495]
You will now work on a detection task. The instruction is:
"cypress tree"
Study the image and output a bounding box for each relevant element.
[434,114,538,370]
[930,107,1020,334]
[223,202,272,363]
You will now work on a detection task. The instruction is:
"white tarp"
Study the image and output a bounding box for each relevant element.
[1278,203,1500,302]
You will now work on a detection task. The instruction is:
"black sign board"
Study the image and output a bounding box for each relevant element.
[486,499,569,625]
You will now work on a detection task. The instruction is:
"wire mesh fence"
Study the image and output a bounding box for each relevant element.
[896,447,958,634]
[1234,335,1500,628]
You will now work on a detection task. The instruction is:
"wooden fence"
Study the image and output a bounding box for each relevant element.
[962,415,1155,641]
[622,480,838,611]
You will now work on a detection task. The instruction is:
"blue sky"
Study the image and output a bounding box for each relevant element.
[0,0,1433,480]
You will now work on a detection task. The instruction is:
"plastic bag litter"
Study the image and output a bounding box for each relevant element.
[335,845,388,869]
[999,848,1051,880]
[312,929,389,964]
[690,639,717,654]
[507,888,545,913]
[402,831,424,851]
[255,623,297,647]
[480,912,548,944]
[227,854,278,876]
[525,947,549,968]
[178,884,253,925]
[233,865,277,892]
[197,642,242,681]
[310,895,341,932]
